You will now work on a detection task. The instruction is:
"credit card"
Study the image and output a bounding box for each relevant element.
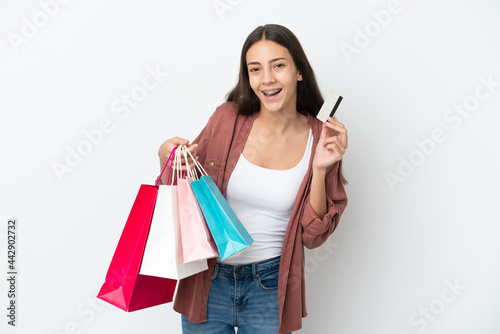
[317,90,343,123]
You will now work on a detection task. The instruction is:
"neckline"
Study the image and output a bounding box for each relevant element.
[240,129,313,171]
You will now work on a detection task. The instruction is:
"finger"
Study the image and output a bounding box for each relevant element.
[323,136,346,153]
[327,117,345,128]
[187,143,198,156]
[325,118,347,133]
[328,141,346,156]
[184,143,198,164]
[180,157,197,168]
[324,125,347,148]
[325,122,348,147]
[328,132,348,149]
[321,145,344,163]
[159,137,188,160]
[171,137,190,146]
[324,124,347,138]
[167,138,189,156]
[322,134,341,146]
[173,164,192,172]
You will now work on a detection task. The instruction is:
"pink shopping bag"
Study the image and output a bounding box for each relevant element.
[177,145,218,263]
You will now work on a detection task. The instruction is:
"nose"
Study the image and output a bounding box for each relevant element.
[261,68,275,85]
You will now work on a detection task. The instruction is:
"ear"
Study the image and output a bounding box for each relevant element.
[297,72,303,81]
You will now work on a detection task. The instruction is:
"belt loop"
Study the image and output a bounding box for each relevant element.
[211,263,219,280]
[251,262,257,279]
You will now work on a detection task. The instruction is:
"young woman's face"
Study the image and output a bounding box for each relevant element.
[246,40,302,115]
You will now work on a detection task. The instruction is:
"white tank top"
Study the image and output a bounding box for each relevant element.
[222,129,313,265]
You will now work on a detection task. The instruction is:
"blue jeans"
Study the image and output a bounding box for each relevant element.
[181,256,291,334]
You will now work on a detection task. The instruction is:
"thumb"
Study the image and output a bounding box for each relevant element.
[171,137,190,146]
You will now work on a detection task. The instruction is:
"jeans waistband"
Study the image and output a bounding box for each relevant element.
[213,256,281,279]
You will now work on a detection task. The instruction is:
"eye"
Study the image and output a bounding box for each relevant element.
[274,63,285,69]
[249,67,260,73]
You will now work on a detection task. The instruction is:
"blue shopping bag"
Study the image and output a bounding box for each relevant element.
[190,175,253,261]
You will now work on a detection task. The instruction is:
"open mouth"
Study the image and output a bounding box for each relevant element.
[262,88,282,97]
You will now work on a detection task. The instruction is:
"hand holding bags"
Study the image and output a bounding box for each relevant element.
[97,140,254,311]
[185,148,254,261]
[97,150,177,312]
[139,147,208,279]
[177,146,219,263]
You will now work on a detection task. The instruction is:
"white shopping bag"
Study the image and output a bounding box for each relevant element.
[139,149,208,279]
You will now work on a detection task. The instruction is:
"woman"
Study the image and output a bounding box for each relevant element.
[158,24,348,334]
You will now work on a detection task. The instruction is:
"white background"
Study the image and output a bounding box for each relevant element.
[1,0,499,333]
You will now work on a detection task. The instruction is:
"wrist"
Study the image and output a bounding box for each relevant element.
[312,165,327,178]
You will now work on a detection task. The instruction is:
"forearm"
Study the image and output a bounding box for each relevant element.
[309,166,328,219]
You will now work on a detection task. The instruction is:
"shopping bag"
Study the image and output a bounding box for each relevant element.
[177,146,219,263]
[139,147,208,279]
[97,149,177,312]
[185,149,253,261]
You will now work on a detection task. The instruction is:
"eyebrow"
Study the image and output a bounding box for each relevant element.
[247,57,288,66]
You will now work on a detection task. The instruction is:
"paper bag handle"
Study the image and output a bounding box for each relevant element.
[180,145,199,180]
[155,147,177,187]
[184,146,208,177]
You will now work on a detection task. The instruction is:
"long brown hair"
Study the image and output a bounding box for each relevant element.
[227,24,347,184]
